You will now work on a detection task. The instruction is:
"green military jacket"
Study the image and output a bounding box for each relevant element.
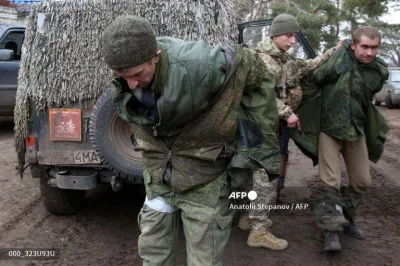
[315,40,388,141]
[291,40,389,164]
[113,37,280,206]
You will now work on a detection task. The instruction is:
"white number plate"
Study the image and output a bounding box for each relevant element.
[71,151,102,164]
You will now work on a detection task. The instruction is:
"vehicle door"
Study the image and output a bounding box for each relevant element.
[0,27,25,116]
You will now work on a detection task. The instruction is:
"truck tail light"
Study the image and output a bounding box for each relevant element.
[26,136,37,149]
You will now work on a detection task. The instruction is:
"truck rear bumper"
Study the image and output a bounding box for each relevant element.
[49,168,98,190]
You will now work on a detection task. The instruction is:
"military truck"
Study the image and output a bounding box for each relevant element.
[0,24,24,116]
[15,0,316,215]
[14,0,237,214]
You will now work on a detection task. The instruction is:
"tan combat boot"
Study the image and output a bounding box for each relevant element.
[247,227,288,250]
[238,216,272,231]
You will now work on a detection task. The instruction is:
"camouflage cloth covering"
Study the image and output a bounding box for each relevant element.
[14,0,237,168]
[314,187,350,231]
[255,37,337,119]
[290,64,389,165]
[314,186,365,231]
[313,40,389,141]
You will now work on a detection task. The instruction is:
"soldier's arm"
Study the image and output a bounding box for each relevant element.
[311,53,339,88]
[297,40,345,78]
[276,99,301,130]
[276,98,293,120]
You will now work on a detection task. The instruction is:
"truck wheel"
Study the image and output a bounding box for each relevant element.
[89,88,144,183]
[385,93,394,109]
[40,177,86,214]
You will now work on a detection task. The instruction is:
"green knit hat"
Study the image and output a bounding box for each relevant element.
[102,15,158,70]
[270,14,299,37]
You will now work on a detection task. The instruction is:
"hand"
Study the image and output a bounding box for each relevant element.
[286,113,301,131]
[334,39,345,50]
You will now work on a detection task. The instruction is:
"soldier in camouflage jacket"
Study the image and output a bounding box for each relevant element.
[256,22,341,123]
[237,14,343,251]
[102,15,280,265]
[311,27,389,252]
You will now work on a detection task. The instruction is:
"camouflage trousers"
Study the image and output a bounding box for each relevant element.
[314,186,364,231]
[245,169,278,230]
[138,194,235,266]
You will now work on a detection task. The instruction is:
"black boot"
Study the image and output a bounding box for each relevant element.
[324,231,342,252]
[343,222,365,240]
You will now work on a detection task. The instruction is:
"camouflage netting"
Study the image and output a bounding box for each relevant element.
[14,0,238,166]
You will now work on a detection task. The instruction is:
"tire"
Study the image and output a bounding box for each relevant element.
[385,93,394,109]
[89,88,144,183]
[40,176,86,214]
[374,100,381,106]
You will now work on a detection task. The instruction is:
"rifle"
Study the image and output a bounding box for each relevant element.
[276,119,290,204]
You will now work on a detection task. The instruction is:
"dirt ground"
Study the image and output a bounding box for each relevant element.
[0,107,399,266]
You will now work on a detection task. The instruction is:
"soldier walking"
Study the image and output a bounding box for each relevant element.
[238,14,343,251]
[311,26,389,252]
[101,15,280,265]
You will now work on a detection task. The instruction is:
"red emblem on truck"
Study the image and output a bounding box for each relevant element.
[49,109,82,141]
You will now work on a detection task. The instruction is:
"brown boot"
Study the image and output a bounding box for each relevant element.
[247,227,288,250]
[238,216,272,231]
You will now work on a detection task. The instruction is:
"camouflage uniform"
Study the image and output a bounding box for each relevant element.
[255,37,338,119]
[114,38,280,265]
[247,37,337,228]
[311,40,389,231]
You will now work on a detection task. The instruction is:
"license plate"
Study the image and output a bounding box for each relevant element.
[71,151,102,164]
[394,89,400,95]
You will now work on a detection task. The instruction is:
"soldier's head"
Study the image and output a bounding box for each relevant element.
[102,15,161,90]
[350,26,381,64]
[270,14,299,52]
